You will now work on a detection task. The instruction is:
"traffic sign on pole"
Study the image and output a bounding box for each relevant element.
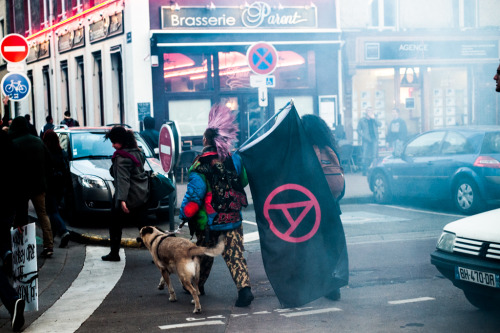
[1,72,31,101]
[0,34,29,63]
[159,124,175,173]
[247,42,278,75]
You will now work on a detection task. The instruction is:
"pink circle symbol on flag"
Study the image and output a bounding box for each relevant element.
[263,183,321,243]
[0,34,29,63]
[246,42,278,75]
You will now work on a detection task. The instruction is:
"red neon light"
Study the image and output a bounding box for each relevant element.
[27,0,122,40]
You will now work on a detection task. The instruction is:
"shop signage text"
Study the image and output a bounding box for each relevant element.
[161,2,317,29]
[89,11,124,44]
[365,40,499,61]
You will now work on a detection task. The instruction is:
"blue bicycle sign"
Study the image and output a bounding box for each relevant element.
[1,72,30,101]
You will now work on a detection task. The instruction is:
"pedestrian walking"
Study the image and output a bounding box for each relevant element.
[140,116,159,153]
[102,126,149,261]
[357,107,381,175]
[9,116,55,258]
[60,111,80,127]
[0,265,25,331]
[494,62,500,93]
[386,108,407,155]
[179,104,254,307]
[42,130,71,248]
[24,114,38,137]
[40,115,55,138]
[302,114,348,301]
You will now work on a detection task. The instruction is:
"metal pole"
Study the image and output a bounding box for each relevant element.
[168,170,175,231]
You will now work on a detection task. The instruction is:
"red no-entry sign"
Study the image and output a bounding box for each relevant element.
[159,124,175,173]
[1,34,29,63]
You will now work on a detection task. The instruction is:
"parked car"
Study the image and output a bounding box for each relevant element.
[431,208,500,310]
[54,125,176,222]
[367,126,500,215]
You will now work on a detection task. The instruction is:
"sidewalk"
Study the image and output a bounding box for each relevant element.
[35,172,373,248]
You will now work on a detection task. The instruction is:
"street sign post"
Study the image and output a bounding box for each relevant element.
[250,74,275,88]
[258,87,268,107]
[247,42,278,75]
[0,34,29,63]
[1,72,31,101]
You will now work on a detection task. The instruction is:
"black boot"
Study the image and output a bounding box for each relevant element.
[235,286,254,307]
[101,252,120,261]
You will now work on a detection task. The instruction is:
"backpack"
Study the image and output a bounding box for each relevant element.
[313,145,345,201]
[195,154,248,231]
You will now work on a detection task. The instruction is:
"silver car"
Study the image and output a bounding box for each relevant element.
[54,125,176,222]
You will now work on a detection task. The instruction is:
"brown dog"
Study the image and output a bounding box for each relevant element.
[139,226,224,313]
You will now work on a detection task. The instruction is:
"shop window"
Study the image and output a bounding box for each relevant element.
[274,96,313,117]
[218,50,312,91]
[75,56,86,126]
[458,0,477,28]
[163,53,213,92]
[168,99,211,137]
[60,60,70,115]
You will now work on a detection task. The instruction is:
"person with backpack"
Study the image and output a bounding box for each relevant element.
[301,114,348,301]
[179,104,254,307]
[60,111,80,127]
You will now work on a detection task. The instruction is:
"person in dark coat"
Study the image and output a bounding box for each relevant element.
[357,107,381,175]
[9,116,54,257]
[42,130,71,248]
[102,126,149,261]
[24,114,37,137]
[60,111,80,127]
[40,115,55,138]
[140,116,159,153]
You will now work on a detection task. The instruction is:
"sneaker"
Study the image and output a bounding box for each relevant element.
[325,289,341,301]
[40,248,54,258]
[11,298,25,331]
[101,253,121,262]
[235,286,254,307]
[59,232,70,248]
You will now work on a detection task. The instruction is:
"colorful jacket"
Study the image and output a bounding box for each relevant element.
[179,146,248,232]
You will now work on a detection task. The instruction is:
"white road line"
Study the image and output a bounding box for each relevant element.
[24,247,125,333]
[388,297,435,305]
[242,220,257,225]
[159,320,225,330]
[280,307,342,317]
[369,204,463,218]
[244,231,260,243]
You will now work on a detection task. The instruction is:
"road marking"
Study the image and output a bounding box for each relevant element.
[370,204,463,218]
[24,247,125,333]
[159,320,225,329]
[243,220,257,225]
[280,307,342,317]
[388,297,435,305]
[341,211,409,224]
[244,231,259,243]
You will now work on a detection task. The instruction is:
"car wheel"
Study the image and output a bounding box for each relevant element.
[463,290,499,311]
[371,172,392,203]
[453,178,483,215]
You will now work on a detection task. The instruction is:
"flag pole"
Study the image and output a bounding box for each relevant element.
[237,99,294,152]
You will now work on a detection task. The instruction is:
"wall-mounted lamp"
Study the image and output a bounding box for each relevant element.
[207,2,216,10]
[99,11,103,17]
[278,2,284,10]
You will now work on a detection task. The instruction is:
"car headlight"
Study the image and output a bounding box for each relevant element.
[78,175,107,189]
[436,231,456,253]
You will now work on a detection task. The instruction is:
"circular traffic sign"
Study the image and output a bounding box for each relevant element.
[1,72,31,101]
[0,34,29,63]
[246,42,278,75]
[159,124,175,173]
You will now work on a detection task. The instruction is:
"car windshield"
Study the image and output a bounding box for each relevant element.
[69,131,153,160]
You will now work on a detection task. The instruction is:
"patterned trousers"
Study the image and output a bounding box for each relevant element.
[196,224,250,290]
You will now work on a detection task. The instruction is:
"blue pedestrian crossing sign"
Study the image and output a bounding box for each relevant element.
[1,72,30,101]
[247,42,278,75]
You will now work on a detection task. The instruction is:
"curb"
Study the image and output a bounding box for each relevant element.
[68,230,142,248]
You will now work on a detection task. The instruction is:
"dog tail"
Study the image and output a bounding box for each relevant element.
[188,235,225,258]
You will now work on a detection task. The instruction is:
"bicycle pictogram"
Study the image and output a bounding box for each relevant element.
[4,80,27,94]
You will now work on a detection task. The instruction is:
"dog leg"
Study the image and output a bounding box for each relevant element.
[181,278,201,314]
[158,276,165,290]
[161,270,176,302]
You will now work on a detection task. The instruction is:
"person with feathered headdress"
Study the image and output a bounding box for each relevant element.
[179,104,254,307]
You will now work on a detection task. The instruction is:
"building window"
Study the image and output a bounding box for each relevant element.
[459,0,477,28]
[371,0,396,29]
[163,53,213,93]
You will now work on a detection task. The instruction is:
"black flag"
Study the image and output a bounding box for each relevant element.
[239,104,349,308]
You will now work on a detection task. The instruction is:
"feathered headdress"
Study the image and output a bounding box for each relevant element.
[207,104,238,161]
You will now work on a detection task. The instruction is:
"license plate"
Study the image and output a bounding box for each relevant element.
[455,266,500,288]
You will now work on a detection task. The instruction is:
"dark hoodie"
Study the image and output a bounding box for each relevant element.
[9,116,52,196]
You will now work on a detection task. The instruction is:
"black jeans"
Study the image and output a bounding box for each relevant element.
[108,204,147,255]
